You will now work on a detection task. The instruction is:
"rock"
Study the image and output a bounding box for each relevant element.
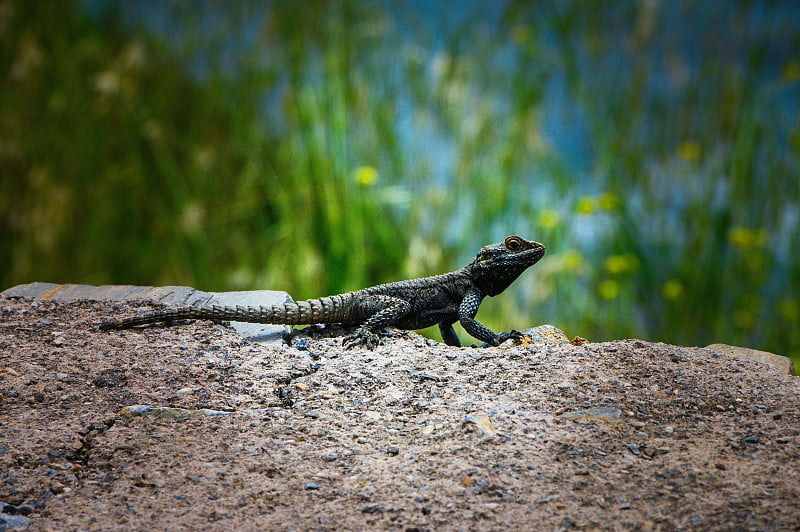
[119,405,233,419]
[518,325,571,344]
[294,338,309,350]
[0,513,30,530]
[560,407,623,424]
[703,343,795,376]
[1,282,291,345]
[464,414,496,436]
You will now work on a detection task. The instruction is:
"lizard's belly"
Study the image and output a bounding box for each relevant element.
[394,309,459,331]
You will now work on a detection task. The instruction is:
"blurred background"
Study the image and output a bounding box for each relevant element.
[1,0,798,362]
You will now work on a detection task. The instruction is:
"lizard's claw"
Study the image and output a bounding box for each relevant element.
[343,328,380,350]
[480,330,525,347]
[496,329,524,344]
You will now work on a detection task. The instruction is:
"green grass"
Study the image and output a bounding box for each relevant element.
[1,1,798,365]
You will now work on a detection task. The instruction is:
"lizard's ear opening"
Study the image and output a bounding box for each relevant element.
[471,250,491,265]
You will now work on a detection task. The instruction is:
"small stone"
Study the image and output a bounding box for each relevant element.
[386,446,400,456]
[295,338,309,350]
[626,443,640,456]
[0,514,30,529]
[15,504,34,516]
[776,436,794,444]
[304,482,319,490]
[619,503,631,510]
[561,407,622,424]
[321,454,338,462]
[743,435,759,444]
[361,503,384,513]
[0,502,16,513]
[560,518,576,529]
[464,414,496,436]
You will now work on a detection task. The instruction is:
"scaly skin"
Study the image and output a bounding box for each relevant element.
[100,236,545,349]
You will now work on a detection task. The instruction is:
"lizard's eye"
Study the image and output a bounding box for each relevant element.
[505,236,523,251]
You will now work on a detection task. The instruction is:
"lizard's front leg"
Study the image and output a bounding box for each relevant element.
[458,290,521,346]
[344,296,411,349]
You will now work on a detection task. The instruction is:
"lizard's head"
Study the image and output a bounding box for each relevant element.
[469,235,545,296]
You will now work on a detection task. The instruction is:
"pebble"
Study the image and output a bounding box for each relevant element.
[561,407,622,424]
[743,435,760,444]
[0,513,30,529]
[295,338,309,350]
[464,414,496,436]
[304,482,319,490]
[386,446,400,456]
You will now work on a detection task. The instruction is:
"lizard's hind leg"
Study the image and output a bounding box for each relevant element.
[343,296,411,349]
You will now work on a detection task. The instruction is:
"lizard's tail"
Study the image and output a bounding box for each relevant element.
[99,296,354,330]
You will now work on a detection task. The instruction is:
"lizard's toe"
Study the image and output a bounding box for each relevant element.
[343,329,380,350]
[495,329,525,345]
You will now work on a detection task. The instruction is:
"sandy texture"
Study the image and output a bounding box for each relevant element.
[1,297,799,531]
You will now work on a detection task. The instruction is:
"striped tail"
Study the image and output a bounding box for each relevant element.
[99,294,355,330]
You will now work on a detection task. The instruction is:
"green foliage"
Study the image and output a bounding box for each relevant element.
[1,0,798,363]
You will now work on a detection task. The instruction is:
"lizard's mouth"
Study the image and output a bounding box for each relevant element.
[518,241,546,265]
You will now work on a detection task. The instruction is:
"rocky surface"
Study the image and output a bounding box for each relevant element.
[1,296,799,530]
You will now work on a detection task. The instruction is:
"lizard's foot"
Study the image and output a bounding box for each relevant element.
[343,328,381,350]
[480,330,525,347]
[496,329,524,344]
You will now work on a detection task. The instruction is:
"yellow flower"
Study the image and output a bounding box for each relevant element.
[562,249,582,271]
[575,196,596,215]
[605,255,628,275]
[354,166,378,186]
[729,227,768,249]
[536,209,560,230]
[599,279,621,300]
[662,279,683,300]
[782,60,800,82]
[598,192,621,211]
[678,141,701,162]
[511,25,532,44]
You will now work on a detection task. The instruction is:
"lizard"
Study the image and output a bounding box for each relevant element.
[99,235,545,349]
